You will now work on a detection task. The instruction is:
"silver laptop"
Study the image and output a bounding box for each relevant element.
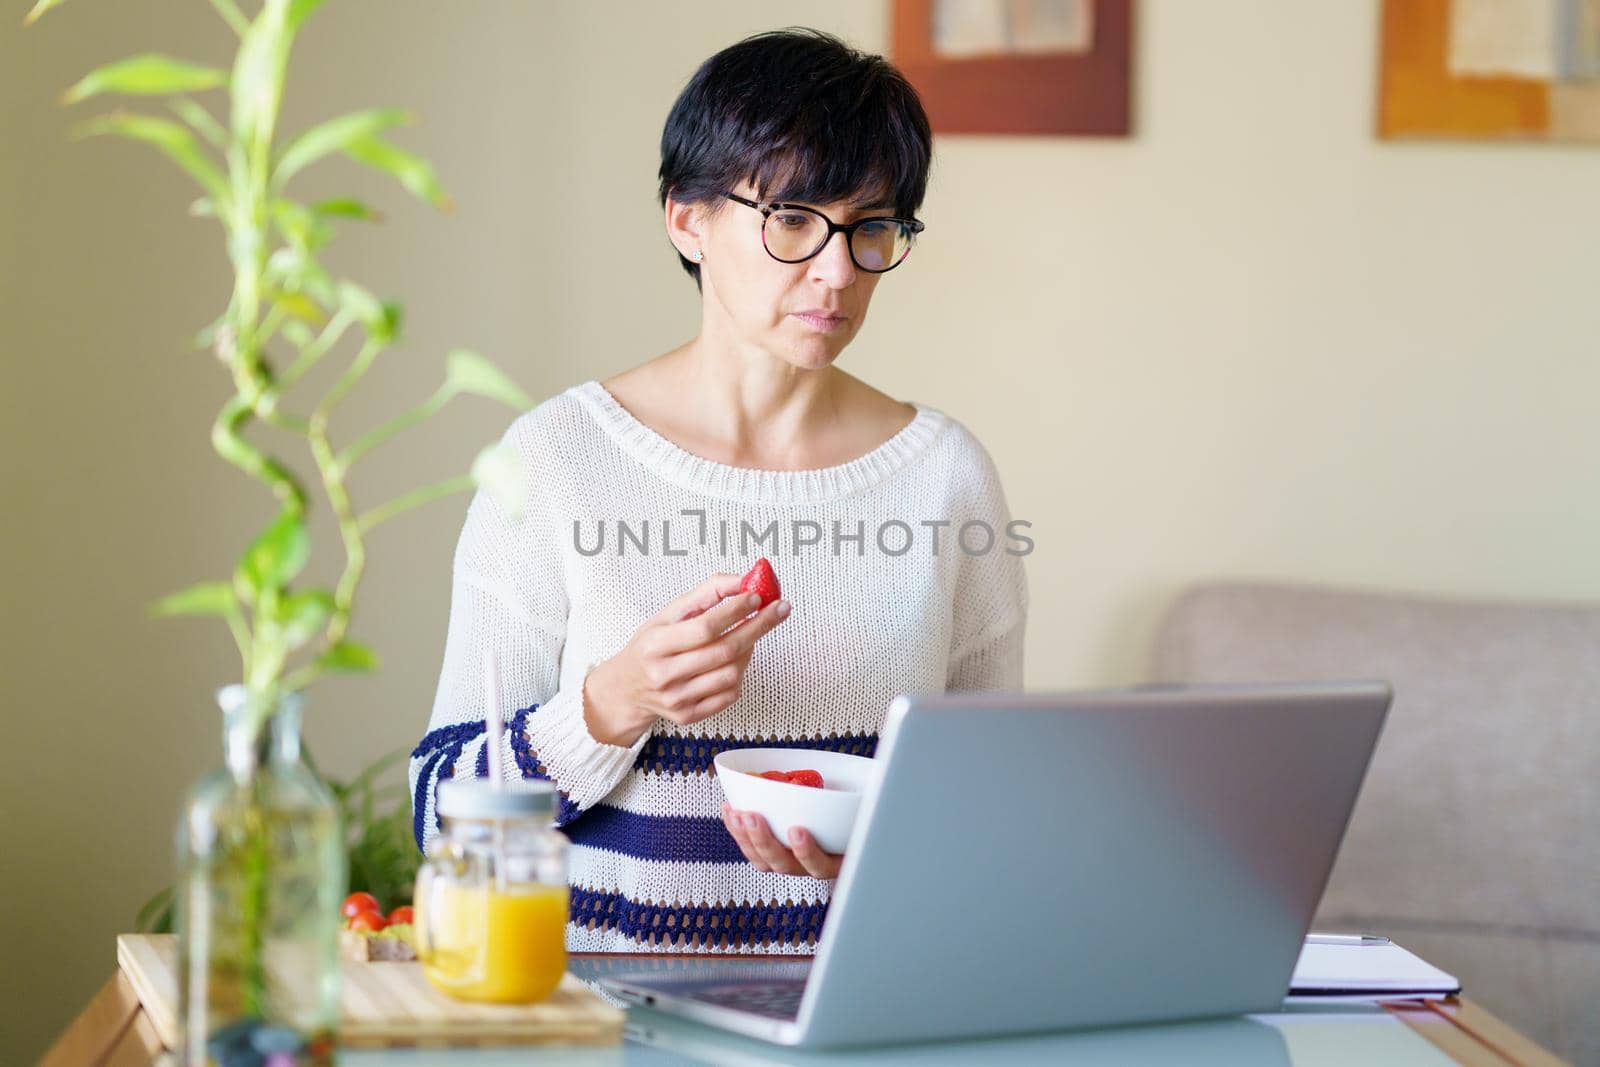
[597,682,1391,1049]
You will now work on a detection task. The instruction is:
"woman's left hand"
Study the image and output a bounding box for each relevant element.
[721,803,844,879]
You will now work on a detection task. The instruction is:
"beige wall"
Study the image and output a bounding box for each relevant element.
[4,1,1598,1058]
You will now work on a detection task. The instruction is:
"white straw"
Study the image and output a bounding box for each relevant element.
[483,648,509,893]
[483,648,506,791]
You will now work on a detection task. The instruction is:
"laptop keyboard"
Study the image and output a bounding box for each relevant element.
[685,980,808,1021]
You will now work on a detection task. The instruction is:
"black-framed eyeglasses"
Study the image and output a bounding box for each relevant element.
[724,192,925,274]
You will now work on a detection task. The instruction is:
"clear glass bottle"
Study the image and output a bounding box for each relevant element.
[176,685,344,1066]
[414,778,570,1004]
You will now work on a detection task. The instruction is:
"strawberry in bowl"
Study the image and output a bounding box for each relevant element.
[714,748,873,854]
[758,768,825,788]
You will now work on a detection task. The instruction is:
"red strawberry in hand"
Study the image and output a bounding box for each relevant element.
[740,557,781,608]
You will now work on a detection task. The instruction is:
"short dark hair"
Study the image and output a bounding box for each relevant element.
[658,27,934,289]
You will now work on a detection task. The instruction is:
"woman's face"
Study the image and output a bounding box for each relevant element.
[676,180,893,372]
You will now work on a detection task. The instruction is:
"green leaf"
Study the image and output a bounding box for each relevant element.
[445,350,531,409]
[273,291,325,325]
[63,55,227,105]
[265,245,303,283]
[377,302,403,343]
[344,133,449,209]
[337,281,401,343]
[318,640,378,673]
[270,200,334,252]
[279,589,335,649]
[24,0,68,25]
[295,263,338,308]
[344,785,420,902]
[71,113,228,205]
[288,0,326,28]
[235,510,310,600]
[168,96,228,148]
[206,0,250,36]
[339,749,408,801]
[230,0,292,148]
[336,280,382,327]
[193,308,231,350]
[188,197,217,218]
[471,443,526,520]
[273,107,410,188]
[263,235,337,306]
[270,198,312,237]
[149,581,236,618]
[312,197,383,222]
[282,319,314,347]
[134,885,176,935]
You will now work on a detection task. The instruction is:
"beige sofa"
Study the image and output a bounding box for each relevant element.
[1151,581,1599,1066]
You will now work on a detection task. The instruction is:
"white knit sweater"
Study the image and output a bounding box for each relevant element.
[409,378,1029,953]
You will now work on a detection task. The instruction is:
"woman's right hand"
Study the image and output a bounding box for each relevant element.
[582,572,791,747]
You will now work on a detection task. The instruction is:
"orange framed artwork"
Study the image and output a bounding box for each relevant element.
[890,0,1133,136]
[1379,0,1600,141]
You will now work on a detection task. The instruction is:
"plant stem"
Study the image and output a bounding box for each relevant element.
[357,475,474,534]
[224,608,251,675]
[206,0,250,37]
[210,396,307,517]
[317,338,382,420]
[210,24,301,1021]
[279,308,354,390]
[337,384,451,469]
[239,793,270,1017]
[279,662,320,694]
[306,414,366,655]
[257,302,287,348]
[260,407,311,435]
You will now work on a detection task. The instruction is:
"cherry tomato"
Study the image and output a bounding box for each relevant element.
[758,771,791,782]
[786,769,824,789]
[348,909,387,933]
[341,891,380,920]
[386,905,415,926]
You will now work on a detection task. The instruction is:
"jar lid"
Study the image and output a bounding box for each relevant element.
[436,777,556,820]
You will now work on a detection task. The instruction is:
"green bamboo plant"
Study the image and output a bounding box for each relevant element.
[27,0,528,933]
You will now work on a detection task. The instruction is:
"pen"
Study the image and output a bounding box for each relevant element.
[1305,933,1391,946]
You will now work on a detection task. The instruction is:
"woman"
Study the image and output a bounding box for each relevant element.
[410,27,1028,953]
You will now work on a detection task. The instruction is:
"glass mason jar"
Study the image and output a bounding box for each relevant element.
[176,685,344,1066]
[414,778,570,1004]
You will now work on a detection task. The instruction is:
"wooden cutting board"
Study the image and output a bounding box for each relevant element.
[117,934,624,1049]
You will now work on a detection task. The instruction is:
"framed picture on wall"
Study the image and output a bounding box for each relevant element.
[890,0,1133,136]
[1379,0,1600,141]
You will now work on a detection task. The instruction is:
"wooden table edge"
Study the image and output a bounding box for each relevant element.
[42,960,1572,1067]
[1383,997,1572,1067]
[37,971,152,1067]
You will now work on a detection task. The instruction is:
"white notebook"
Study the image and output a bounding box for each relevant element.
[1288,939,1460,1000]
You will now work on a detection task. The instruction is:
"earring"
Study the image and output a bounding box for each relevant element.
[692,249,704,263]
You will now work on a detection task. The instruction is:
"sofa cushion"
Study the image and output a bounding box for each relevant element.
[1151,581,1600,1063]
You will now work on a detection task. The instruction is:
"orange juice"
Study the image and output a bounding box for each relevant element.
[417,882,568,1003]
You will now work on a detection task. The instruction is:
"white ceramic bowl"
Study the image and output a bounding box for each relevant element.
[713,747,876,854]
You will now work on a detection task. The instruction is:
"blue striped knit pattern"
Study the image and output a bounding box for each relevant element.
[562,806,746,864]
[410,719,484,852]
[569,886,829,948]
[410,705,581,851]
[507,705,584,826]
[414,722,886,947]
[633,731,879,775]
